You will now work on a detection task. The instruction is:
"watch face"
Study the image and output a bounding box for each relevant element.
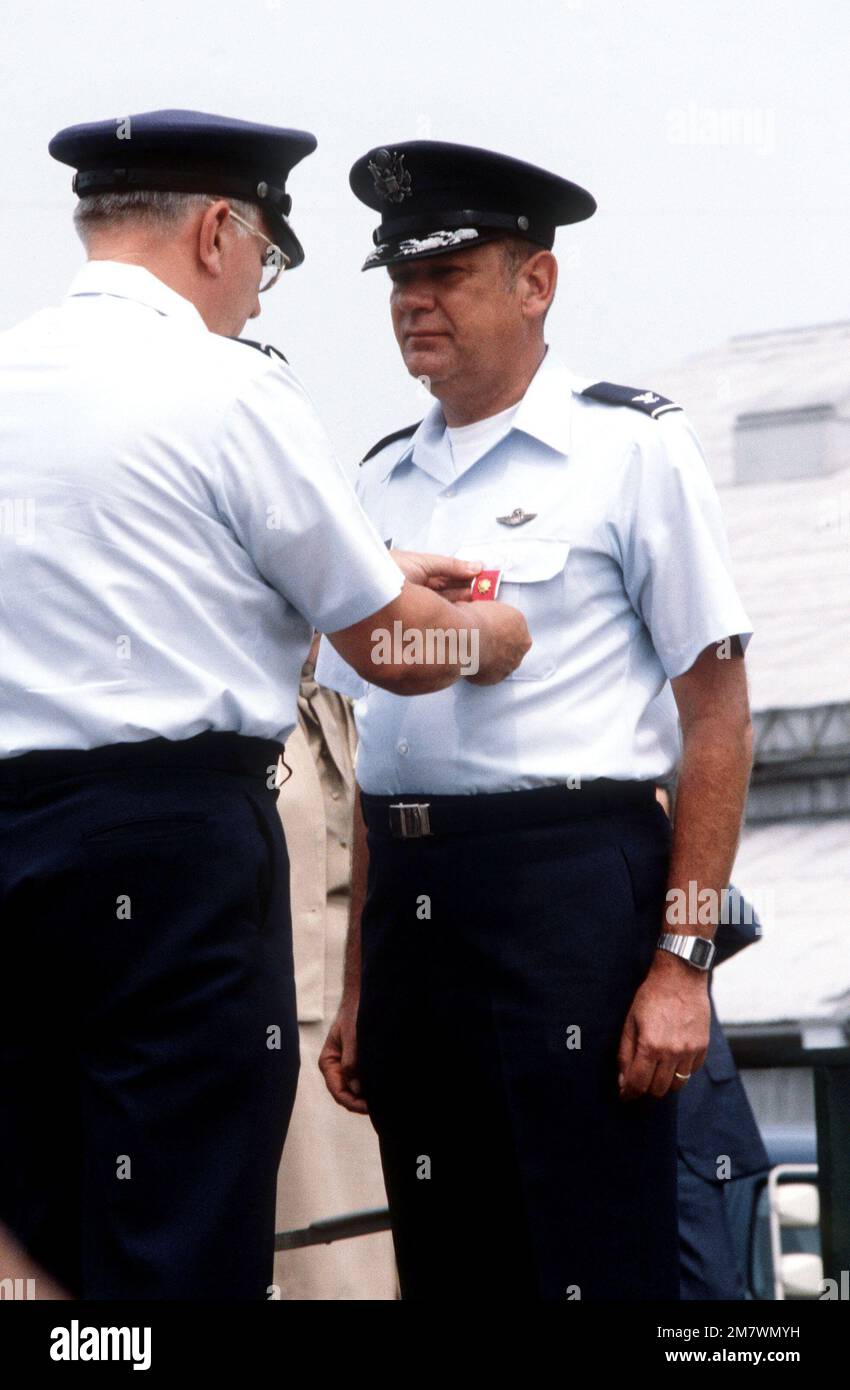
[692,938,713,967]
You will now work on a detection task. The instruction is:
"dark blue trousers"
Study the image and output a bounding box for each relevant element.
[358,786,680,1301]
[0,732,298,1300]
[678,1160,747,1300]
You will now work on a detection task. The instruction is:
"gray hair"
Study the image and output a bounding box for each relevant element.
[72,189,261,247]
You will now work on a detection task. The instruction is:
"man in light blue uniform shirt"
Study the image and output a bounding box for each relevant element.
[0,113,529,1301]
[335,345,743,793]
[319,140,755,1300]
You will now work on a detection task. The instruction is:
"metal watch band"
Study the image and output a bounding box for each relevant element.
[656,932,716,972]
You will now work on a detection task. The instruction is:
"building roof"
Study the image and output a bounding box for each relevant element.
[645,321,850,712]
[651,319,850,487]
[714,815,850,1031]
[722,464,850,711]
[641,324,850,1039]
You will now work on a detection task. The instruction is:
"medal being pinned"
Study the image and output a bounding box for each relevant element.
[470,568,503,600]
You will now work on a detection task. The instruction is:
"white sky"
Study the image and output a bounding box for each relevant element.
[2,0,847,463]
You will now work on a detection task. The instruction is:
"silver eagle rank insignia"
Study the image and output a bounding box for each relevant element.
[368,149,413,204]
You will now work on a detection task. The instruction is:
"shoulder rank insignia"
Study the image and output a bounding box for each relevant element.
[360,421,420,465]
[231,337,289,364]
[580,381,682,419]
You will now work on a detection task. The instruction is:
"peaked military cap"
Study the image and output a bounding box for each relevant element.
[49,109,317,268]
[349,140,596,270]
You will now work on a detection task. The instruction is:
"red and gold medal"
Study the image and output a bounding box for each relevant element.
[469,569,503,601]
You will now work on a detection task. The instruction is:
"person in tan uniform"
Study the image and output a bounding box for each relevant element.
[272,640,398,1299]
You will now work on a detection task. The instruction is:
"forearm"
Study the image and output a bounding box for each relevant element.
[327,581,529,695]
[377,585,481,693]
[663,717,753,940]
[0,1223,70,1299]
[341,784,368,1000]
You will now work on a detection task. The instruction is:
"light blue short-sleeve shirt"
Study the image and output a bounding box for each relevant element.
[0,261,403,757]
[316,346,752,795]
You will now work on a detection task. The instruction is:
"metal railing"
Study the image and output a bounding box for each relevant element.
[729,1034,850,1290]
[766,1164,820,1300]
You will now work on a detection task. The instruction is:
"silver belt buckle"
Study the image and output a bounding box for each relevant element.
[389,802,432,838]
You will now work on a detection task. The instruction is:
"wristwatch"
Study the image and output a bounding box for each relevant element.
[656,932,716,972]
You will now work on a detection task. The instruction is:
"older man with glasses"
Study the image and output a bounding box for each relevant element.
[0,110,529,1300]
[202,197,290,292]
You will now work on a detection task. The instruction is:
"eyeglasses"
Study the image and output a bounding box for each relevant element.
[207,199,289,292]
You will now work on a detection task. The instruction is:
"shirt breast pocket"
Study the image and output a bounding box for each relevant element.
[454,536,570,681]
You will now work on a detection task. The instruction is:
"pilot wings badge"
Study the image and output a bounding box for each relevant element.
[368,149,413,204]
[496,507,538,527]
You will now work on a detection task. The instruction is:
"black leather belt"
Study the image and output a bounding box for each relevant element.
[0,731,283,798]
[361,778,658,839]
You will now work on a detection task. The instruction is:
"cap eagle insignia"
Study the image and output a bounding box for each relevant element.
[368,149,413,203]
